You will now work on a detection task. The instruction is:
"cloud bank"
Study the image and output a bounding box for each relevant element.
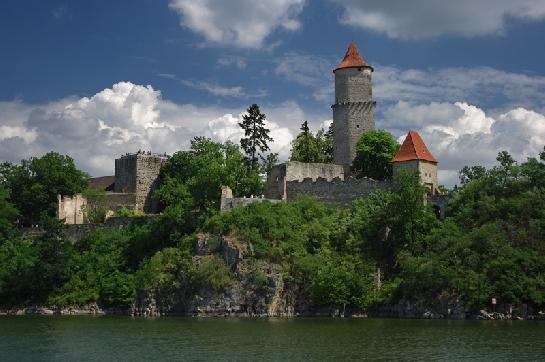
[0,82,296,177]
[333,0,545,38]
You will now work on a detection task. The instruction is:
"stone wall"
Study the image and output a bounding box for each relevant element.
[286,177,391,207]
[393,160,439,195]
[115,153,167,213]
[23,216,158,242]
[220,186,280,211]
[57,194,87,224]
[57,192,136,224]
[135,154,167,212]
[102,192,137,211]
[265,161,345,200]
[332,67,375,165]
[114,155,137,193]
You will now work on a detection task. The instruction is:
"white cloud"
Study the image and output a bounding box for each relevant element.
[275,52,334,102]
[382,101,545,187]
[181,80,268,98]
[0,82,296,176]
[181,80,246,97]
[217,56,247,69]
[333,0,545,38]
[0,126,38,144]
[168,0,306,48]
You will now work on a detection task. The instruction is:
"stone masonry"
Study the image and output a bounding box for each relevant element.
[265,161,345,200]
[332,43,376,166]
[286,177,391,208]
[115,153,167,212]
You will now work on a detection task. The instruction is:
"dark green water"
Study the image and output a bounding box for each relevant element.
[1,317,544,361]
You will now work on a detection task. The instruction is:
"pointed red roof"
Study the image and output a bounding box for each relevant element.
[393,130,438,164]
[334,41,373,73]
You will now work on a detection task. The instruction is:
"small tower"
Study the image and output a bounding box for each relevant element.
[392,130,440,195]
[114,152,168,212]
[332,41,376,167]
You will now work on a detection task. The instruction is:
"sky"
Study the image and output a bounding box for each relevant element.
[1,0,545,187]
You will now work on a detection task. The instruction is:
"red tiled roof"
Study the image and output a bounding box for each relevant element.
[334,41,373,72]
[393,130,438,164]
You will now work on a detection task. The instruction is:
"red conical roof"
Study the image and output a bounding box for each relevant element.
[334,41,373,72]
[393,130,438,164]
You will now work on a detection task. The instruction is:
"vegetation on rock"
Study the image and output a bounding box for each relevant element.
[1,132,544,317]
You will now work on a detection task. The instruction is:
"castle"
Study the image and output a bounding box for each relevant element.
[227,41,441,210]
[58,152,167,224]
[58,42,444,224]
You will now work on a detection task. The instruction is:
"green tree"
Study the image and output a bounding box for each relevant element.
[291,122,334,163]
[0,152,88,225]
[351,130,400,180]
[155,137,264,238]
[0,186,19,242]
[239,104,273,170]
[82,188,107,223]
[260,153,279,175]
[291,121,316,162]
[317,126,334,163]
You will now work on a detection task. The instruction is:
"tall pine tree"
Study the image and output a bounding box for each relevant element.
[239,104,273,170]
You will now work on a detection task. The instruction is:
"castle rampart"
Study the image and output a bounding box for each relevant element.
[285,176,391,207]
[265,161,345,200]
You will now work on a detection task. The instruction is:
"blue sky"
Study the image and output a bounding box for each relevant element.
[2,0,545,186]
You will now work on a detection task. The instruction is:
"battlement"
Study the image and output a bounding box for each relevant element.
[286,176,391,207]
[220,186,281,211]
[118,151,168,160]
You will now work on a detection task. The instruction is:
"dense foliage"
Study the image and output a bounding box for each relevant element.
[351,130,400,180]
[0,152,88,225]
[0,145,544,315]
[290,121,333,163]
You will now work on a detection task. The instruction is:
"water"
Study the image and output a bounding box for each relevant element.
[1,317,544,361]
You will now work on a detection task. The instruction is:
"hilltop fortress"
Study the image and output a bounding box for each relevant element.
[58,42,444,224]
[224,42,443,212]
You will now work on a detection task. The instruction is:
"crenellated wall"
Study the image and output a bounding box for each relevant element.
[265,161,345,200]
[286,176,391,207]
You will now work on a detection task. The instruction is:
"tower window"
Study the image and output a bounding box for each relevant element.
[356,124,360,128]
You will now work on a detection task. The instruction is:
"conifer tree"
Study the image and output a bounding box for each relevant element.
[291,121,333,163]
[239,104,273,170]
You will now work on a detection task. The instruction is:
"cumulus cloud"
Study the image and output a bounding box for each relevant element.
[168,0,306,48]
[382,101,545,186]
[333,0,545,38]
[0,82,295,176]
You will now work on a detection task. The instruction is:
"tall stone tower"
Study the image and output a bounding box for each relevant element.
[332,41,376,166]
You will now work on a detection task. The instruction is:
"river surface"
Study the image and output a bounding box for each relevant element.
[1,316,544,361]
